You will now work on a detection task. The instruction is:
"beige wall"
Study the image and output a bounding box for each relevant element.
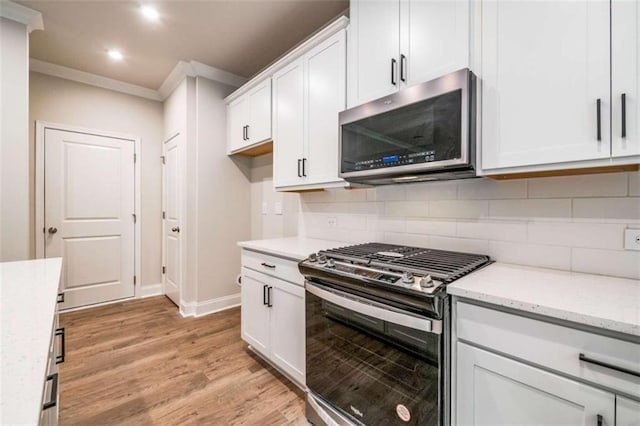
[29,71,164,287]
[1,17,30,261]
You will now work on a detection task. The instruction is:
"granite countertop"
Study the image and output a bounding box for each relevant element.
[238,237,348,260]
[1,258,62,425]
[448,262,640,337]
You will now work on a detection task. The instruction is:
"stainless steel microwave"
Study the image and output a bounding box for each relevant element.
[339,68,477,185]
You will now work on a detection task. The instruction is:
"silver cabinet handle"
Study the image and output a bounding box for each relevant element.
[48,227,58,234]
[171,226,180,233]
[579,353,640,378]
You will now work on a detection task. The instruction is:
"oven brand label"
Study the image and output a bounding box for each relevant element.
[396,404,411,422]
[350,405,364,418]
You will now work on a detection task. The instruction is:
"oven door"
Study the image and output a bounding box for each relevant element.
[305,281,446,426]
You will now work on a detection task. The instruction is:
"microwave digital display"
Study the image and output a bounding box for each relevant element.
[340,89,463,175]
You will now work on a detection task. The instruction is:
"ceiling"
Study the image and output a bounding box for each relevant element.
[20,0,348,90]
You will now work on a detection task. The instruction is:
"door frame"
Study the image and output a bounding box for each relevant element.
[161,130,184,306]
[35,120,142,299]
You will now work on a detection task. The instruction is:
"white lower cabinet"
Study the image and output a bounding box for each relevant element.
[617,396,640,426]
[240,251,305,387]
[456,342,615,426]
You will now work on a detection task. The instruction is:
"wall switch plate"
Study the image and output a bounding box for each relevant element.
[274,201,283,215]
[624,228,640,251]
[262,202,268,215]
[327,217,337,228]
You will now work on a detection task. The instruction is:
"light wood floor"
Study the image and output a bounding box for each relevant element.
[59,296,306,425]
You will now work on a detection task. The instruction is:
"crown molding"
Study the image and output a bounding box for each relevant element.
[30,58,163,101]
[157,60,247,99]
[0,1,43,33]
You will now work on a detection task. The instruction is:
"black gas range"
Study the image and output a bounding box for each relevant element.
[299,242,491,426]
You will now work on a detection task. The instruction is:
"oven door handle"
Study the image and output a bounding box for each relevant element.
[306,281,442,334]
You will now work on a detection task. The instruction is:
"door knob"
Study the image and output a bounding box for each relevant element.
[171,226,180,233]
[48,227,58,234]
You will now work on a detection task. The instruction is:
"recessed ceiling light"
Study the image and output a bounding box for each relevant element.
[108,49,123,61]
[140,5,160,21]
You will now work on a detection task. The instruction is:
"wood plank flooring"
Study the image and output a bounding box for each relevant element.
[58,296,306,425]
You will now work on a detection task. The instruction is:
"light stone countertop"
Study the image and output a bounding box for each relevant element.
[448,262,640,337]
[238,237,348,261]
[1,257,62,425]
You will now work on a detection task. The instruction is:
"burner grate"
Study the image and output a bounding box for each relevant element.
[320,242,490,282]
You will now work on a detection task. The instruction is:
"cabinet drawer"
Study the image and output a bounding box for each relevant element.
[241,249,304,286]
[456,301,640,399]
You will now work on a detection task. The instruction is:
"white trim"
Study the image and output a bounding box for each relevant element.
[59,296,135,313]
[0,1,43,32]
[140,283,163,298]
[34,120,143,300]
[30,59,162,101]
[157,60,247,100]
[179,293,241,318]
[225,15,349,103]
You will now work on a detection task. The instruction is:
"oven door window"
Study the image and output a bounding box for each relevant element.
[341,89,462,174]
[306,290,442,425]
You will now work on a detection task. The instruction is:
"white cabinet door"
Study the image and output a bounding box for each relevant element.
[269,278,305,386]
[304,31,346,187]
[400,0,469,88]
[227,96,248,153]
[456,342,615,426]
[480,0,611,171]
[617,396,640,426]
[612,0,640,158]
[348,0,401,107]
[273,59,305,188]
[240,273,270,355]
[247,79,272,145]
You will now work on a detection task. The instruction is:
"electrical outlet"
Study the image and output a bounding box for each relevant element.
[624,228,640,251]
[262,202,268,215]
[327,217,338,228]
[274,201,283,215]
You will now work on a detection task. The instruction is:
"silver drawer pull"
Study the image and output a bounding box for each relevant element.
[43,373,58,410]
[579,353,640,378]
[261,262,276,269]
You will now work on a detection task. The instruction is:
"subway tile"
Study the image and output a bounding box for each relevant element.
[405,218,457,236]
[335,214,368,231]
[573,198,640,222]
[376,185,406,201]
[457,220,527,242]
[350,202,384,215]
[385,201,428,217]
[429,236,490,254]
[571,248,640,280]
[490,199,571,219]
[405,181,457,200]
[383,232,431,248]
[629,172,640,196]
[365,188,377,201]
[489,241,571,270]
[457,178,526,200]
[369,217,406,233]
[333,188,369,202]
[300,190,335,203]
[430,200,489,219]
[301,202,352,214]
[528,222,625,250]
[528,173,628,198]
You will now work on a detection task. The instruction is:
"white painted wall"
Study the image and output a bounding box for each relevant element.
[29,71,164,287]
[0,17,30,261]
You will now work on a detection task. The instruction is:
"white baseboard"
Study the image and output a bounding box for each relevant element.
[140,283,163,298]
[179,293,241,318]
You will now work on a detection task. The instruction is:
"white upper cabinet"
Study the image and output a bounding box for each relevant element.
[400,0,470,88]
[480,0,611,171]
[273,59,305,189]
[348,0,469,108]
[226,79,272,154]
[612,0,640,158]
[273,29,347,191]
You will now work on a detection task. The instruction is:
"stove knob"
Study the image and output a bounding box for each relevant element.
[326,259,335,268]
[419,275,434,288]
[401,272,414,284]
[308,253,317,263]
[318,255,327,264]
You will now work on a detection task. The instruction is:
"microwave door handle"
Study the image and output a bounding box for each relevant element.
[306,281,442,334]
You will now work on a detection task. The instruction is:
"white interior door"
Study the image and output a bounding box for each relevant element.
[44,128,135,309]
[163,134,181,306]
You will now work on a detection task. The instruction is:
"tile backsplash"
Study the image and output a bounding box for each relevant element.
[252,154,640,280]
